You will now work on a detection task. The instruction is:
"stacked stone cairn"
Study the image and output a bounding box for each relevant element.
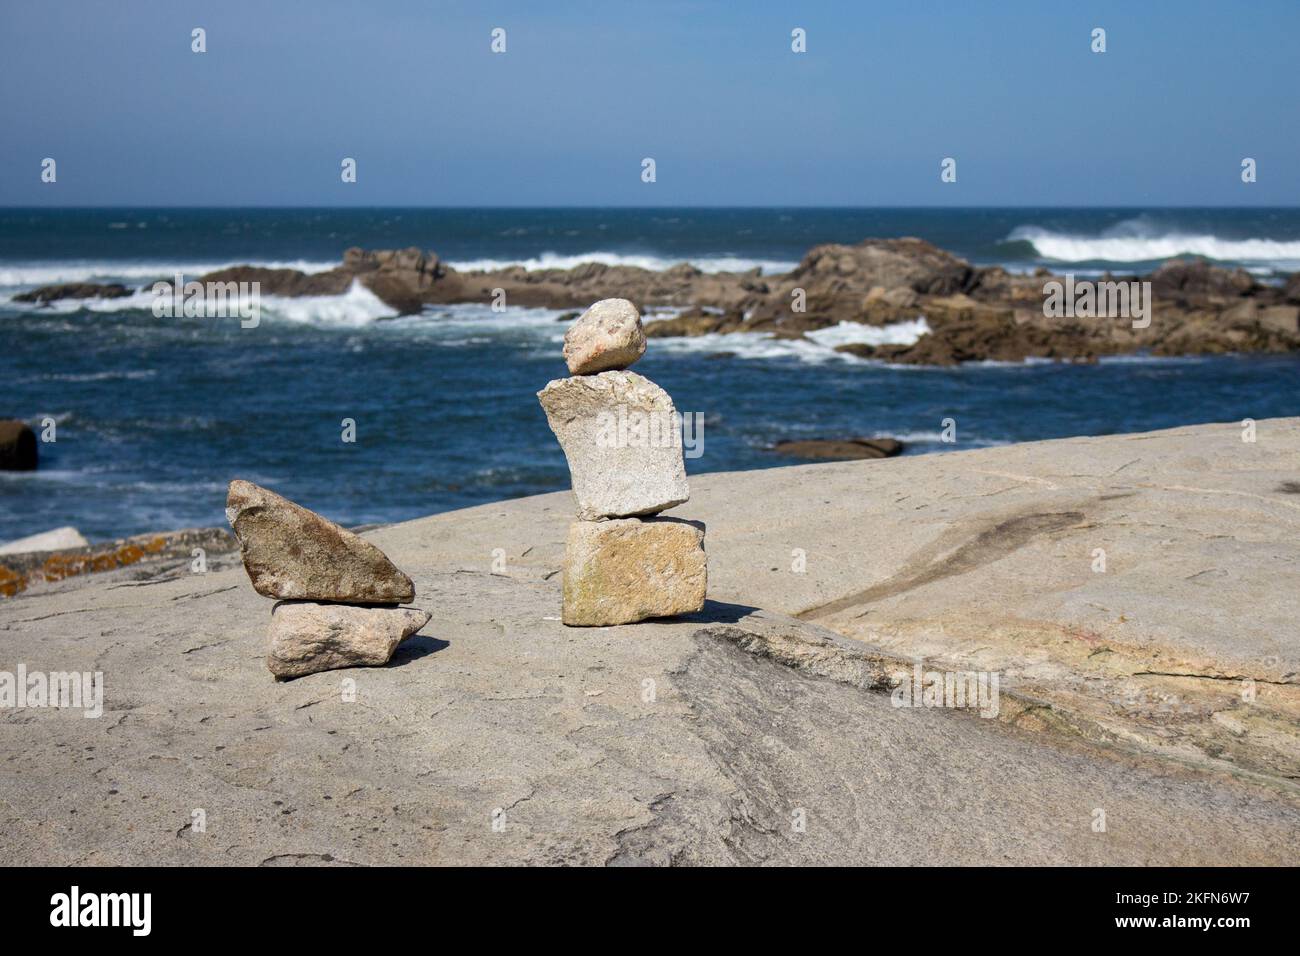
[226,480,430,678]
[538,299,708,626]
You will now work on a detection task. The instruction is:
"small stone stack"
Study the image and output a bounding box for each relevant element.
[538,299,707,626]
[226,480,430,678]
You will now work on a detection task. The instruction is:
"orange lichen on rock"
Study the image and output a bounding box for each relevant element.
[0,566,26,598]
[41,543,150,583]
[0,527,237,600]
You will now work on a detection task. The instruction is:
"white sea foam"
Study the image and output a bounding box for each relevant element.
[266,282,394,327]
[1096,353,1211,366]
[4,278,395,326]
[650,318,930,365]
[961,356,1078,368]
[41,370,157,383]
[2,283,538,330]
[883,430,947,444]
[805,318,931,349]
[0,468,96,485]
[879,430,1010,447]
[0,259,338,288]
[415,302,571,330]
[446,251,797,275]
[1009,225,1300,267]
[0,252,794,290]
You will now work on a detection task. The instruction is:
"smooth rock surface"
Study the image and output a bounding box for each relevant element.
[3,420,1298,865]
[538,371,689,520]
[226,479,414,603]
[563,517,707,626]
[0,526,89,556]
[267,601,431,679]
[562,298,647,374]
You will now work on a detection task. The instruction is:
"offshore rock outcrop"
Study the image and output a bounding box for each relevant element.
[19,238,1299,363]
[13,282,134,303]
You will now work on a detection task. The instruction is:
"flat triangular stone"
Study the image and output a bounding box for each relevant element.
[226,479,415,602]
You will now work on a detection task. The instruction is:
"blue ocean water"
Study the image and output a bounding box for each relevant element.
[2,207,1299,541]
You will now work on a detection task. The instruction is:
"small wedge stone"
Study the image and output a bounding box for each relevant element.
[267,601,431,679]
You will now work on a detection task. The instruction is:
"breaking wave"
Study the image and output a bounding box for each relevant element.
[4,280,393,327]
[649,318,930,365]
[0,259,338,289]
[1008,225,1300,267]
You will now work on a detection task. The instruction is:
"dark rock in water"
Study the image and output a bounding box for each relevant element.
[197,265,353,299]
[197,247,444,316]
[343,246,441,279]
[705,351,736,360]
[834,343,884,359]
[344,246,443,315]
[644,307,739,338]
[13,283,132,303]
[1284,272,1300,304]
[1150,257,1255,301]
[779,237,975,315]
[359,273,425,316]
[0,420,37,471]
[772,437,903,461]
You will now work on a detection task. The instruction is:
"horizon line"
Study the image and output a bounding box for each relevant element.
[4,204,1300,212]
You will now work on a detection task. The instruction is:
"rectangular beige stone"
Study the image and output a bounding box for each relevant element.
[562,517,707,626]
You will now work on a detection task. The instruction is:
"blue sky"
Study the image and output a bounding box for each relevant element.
[1,0,1295,206]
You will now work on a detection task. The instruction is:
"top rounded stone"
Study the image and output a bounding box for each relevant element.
[562,298,647,374]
